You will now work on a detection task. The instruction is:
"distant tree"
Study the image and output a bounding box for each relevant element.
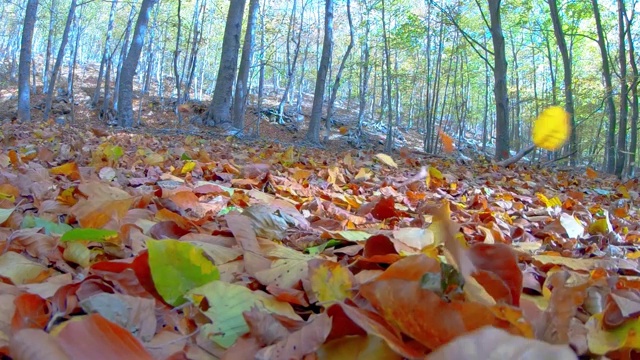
[17,0,39,122]
[206,0,246,126]
[306,0,333,143]
[117,0,158,128]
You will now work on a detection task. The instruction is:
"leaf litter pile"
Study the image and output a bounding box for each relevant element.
[1,121,640,359]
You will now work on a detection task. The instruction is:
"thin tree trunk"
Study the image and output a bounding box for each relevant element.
[324,0,353,141]
[592,0,617,173]
[626,10,639,176]
[616,0,628,176]
[306,0,333,143]
[92,0,118,106]
[357,3,370,131]
[43,0,77,121]
[173,0,183,124]
[382,0,394,153]
[548,0,577,166]
[232,0,259,130]
[18,0,39,122]
[43,0,56,94]
[117,0,158,127]
[488,0,510,160]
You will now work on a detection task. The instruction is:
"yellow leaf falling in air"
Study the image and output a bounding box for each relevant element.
[374,153,398,168]
[532,106,571,151]
[586,167,598,179]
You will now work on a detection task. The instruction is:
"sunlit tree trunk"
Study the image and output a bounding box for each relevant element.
[43,0,77,121]
[616,0,628,176]
[548,0,577,166]
[17,0,39,122]
[488,0,510,160]
[592,0,616,172]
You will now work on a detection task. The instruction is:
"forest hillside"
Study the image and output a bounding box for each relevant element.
[0,0,640,359]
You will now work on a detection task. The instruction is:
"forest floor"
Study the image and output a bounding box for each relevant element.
[0,68,638,359]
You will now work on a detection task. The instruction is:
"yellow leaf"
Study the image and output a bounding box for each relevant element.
[374,153,397,168]
[532,106,571,151]
[181,160,196,174]
[63,242,91,268]
[586,312,640,355]
[355,167,372,181]
[309,259,354,303]
[428,166,444,180]
[50,162,81,181]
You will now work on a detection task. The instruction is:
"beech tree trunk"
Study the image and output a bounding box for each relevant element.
[592,0,617,173]
[548,0,577,166]
[306,0,333,143]
[116,0,158,128]
[324,0,353,141]
[206,0,246,126]
[18,0,39,122]
[616,0,628,176]
[232,0,259,130]
[43,0,77,121]
[488,0,510,160]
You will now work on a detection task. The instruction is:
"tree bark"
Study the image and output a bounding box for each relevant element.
[616,0,628,176]
[92,0,118,106]
[548,0,577,166]
[232,0,259,130]
[592,0,617,173]
[116,0,158,128]
[626,10,639,176]
[206,0,246,126]
[488,0,510,160]
[324,0,353,141]
[43,0,77,121]
[17,0,39,122]
[306,0,333,143]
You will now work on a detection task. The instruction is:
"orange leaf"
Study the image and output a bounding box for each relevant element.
[11,293,50,332]
[586,167,598,179]
[55,313,153,359]
[439,130,455,153]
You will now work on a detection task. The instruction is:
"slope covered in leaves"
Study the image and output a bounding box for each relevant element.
[0,120,639,359]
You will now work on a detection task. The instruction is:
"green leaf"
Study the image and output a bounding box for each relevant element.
[180,152,192,160]
[0,207,15,225]
[186,280,299,348]
[22,215,72,235]
[147,239,219,306]
[105,145,124,161]
[60,228,119,243]
[305,239,343,255]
